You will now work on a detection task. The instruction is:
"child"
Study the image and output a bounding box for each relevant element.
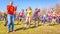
[51,12,56,25]
[20,9,25,23]
[0,13,2,20]
[24,7,32,30]
[56,13,59,23]
[17,12,21,24]
[17,9,25,24]
[42,14,46,23]
[47,12,51,22]
[59,13,60,23]
[4,13,8,26]
[33,8,40,27]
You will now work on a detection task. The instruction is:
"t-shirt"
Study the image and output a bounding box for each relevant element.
[47,13,51,18]
[21,12,24,17]
[34,11,38,16]
[7,5,17,15]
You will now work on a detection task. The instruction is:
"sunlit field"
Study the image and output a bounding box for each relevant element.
[0,20,60,34]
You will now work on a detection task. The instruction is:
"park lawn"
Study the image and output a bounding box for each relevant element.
[0,20,60,34]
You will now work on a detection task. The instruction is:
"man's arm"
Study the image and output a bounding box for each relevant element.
[14,5,18,15]
[14,6,17,11]
[14,4,18,11]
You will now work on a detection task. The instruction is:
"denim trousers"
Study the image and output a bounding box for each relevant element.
[7,14,14,31]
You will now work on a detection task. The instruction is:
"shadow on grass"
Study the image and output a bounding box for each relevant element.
[15,25,41,32]
[14,24,21,25]
[28,25,41,29]
[15,27,24,31]
[15,26,36,32]
[48,23,59,26]
[27,24,42,29]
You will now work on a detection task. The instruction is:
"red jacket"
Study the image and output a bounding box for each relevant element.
[7,5,17,15]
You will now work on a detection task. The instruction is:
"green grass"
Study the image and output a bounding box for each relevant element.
[0,20,60,34]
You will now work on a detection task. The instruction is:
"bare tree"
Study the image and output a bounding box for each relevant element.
[41,7,47,15]
[56,3,60,14]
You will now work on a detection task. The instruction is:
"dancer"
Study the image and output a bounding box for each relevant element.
[17,9,25,24]
[6,0,17,32]
[33,7,40,27]
[24,7,32,30]
[42,14,46,23]
[56,13,60,23]
[51,12,56,25]
[17,12,21,24]
[47,11,52,23]
[20,9,25,23]
[4,13,8,26]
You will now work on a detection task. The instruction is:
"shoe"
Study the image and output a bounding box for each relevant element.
[12,31,15,32]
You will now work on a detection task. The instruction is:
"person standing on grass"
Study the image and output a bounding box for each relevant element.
[6,0,17,32]
[24,7,32,30]
[0,12,2,20]
[4,12,8,26]
[19,9,25,23]
[59,13,60,23]
[56,13,60,23]
[21,9,25,23]
[51,12,56,25]
[17,12,21,24]
[47,11,52,23]
[42,14,47,23]
[33,7,40,27]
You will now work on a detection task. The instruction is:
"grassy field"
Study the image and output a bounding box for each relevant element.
[0,20,60,34]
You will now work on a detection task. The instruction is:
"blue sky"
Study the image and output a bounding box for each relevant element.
[0,0,60,12]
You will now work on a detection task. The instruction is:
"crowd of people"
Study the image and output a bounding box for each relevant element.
[0,0,60,33]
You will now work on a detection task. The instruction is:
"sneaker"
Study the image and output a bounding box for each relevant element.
[12,31,15,32]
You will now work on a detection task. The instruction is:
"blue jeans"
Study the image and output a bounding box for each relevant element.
[7,14,14,31]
